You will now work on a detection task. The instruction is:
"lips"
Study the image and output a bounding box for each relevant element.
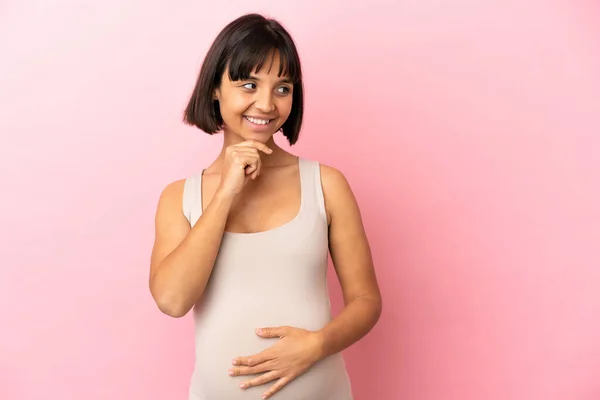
[244,116,273,125]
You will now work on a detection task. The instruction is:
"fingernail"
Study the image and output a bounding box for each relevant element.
[255,328,262,334]
[240,383,247,389]
[228,370,234,376]
[232,359,238,365]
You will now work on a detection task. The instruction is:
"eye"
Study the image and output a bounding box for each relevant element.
[242,82,256,90]
[277,86,291,94]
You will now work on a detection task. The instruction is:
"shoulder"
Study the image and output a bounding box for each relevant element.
[317,163,357,225]
[159,178,187,203]
[155,178,188,218]
[318,163,351,192]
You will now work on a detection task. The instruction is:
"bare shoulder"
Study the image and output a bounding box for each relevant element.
[158,178,187,207]
[319,163,352,194]
[319,163,359,225]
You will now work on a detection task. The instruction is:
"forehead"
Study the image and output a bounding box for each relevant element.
[225,44,299,83]
[224,51,291,82]
[251,52,291,79]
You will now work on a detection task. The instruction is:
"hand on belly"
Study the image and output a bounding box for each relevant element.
[228,326,324,399]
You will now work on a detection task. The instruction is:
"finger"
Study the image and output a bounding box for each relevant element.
[230,149,260,163]
[244,162,258,175]
[245,160,262,180]
[239,139,273,154]
[256,326,289,338]
[239,370,280,391]
[230,148,260,157]
[244,155,261,174]
[228,145,266,176]
[236,139,273,154]
[232,153,259,172]
[228,360,275,377]
[262,377,291,399]
[233,350,273,367]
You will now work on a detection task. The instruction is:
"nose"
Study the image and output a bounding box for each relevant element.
[254,89,275,113]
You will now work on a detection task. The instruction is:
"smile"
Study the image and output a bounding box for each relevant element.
[244,116,273,125]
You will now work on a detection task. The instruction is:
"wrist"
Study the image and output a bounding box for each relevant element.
[311,330,327,362]
[212,188,236,206]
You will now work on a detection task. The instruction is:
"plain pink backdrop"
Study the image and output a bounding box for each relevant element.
[1,1,599,399]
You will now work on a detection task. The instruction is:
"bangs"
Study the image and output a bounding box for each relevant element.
[225,32,301,83]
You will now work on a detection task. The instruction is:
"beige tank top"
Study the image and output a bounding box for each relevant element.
[183,157,353,400]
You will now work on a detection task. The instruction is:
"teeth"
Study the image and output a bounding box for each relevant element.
[246,116,270,125]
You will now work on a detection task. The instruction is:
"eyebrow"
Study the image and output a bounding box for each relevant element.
[248,74,293,84]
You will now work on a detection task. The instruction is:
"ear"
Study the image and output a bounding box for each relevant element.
[213,88,220,101]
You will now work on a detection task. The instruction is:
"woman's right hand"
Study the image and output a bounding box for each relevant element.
[216,140,273,198]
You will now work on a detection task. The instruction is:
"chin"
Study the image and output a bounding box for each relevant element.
[241,130,275,143]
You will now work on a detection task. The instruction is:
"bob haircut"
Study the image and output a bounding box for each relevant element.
[183,13,304,145]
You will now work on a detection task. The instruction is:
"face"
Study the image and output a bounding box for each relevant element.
[214,51,294,143]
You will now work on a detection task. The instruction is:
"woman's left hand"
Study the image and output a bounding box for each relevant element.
[229,326,324,399]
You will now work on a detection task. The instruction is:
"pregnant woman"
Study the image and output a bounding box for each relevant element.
[149,13,382,400]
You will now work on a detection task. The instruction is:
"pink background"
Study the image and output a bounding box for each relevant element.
[1,1,599,399]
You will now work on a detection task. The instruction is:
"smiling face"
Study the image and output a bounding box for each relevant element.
[214,51,294,143]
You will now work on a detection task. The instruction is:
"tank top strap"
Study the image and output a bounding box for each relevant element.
[183,172,202,226]
[298,157,327,222]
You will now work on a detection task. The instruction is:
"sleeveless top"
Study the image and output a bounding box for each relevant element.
[182,157,354,400]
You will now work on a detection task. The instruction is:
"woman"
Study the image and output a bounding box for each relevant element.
[149,13,382,400]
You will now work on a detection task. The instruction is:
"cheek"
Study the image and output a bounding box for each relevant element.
[277,98,294,118]
[219,97,248,120]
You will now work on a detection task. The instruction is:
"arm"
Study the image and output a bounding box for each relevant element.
[149,179,234,318]
[149,140,272,318]
[316,164,382,358]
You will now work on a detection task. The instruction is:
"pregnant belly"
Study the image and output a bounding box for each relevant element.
[190,339,351,400]
[188,297,352,399]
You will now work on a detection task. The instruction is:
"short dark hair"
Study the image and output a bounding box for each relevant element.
[183,13,304,145]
